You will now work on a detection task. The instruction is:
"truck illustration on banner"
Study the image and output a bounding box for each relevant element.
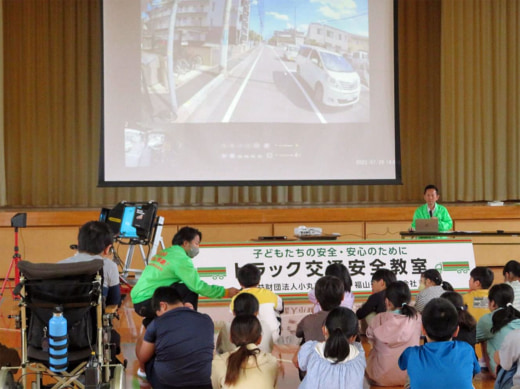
[435,261,470,274]
[197,267,227,280]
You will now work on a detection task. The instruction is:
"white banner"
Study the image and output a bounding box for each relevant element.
[195,239,476,301]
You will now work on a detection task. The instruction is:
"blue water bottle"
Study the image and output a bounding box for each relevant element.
[49,307,68,372]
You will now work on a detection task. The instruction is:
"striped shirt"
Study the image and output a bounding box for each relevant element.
[507,280,520,311]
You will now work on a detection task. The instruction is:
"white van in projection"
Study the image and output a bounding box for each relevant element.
[296,46,361,107]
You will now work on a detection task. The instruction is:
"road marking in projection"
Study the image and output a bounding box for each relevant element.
[271,47,327,124]
[176,49,260,123]
[222,46,265,123]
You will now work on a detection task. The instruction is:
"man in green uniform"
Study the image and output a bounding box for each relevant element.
[411,184,453,232]
[131,226,239,326]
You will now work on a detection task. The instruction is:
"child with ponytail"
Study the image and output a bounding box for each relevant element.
[476,283,520,375]
[211,315,278,388]
[297,307,366,389]
[366,281,422,386]
[440,291,477,348]
[414,269,453,312]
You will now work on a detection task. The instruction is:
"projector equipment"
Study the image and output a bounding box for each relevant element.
[100,201,158,244]
[1,213,27,299]
[294,226,323,237]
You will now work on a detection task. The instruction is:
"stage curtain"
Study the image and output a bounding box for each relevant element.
[0,0,5,206]
[441,0,520,201]
[2,0,440,207]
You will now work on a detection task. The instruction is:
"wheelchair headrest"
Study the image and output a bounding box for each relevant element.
[17,259,104,280]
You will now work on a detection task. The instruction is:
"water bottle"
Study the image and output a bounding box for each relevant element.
[49,307,68,372]
[85,351,100,388]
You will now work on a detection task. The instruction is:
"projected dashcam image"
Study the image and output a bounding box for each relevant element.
[140,0,369,125]
[102,0,398,185]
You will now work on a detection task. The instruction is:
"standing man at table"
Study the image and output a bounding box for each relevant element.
[411,184,453,232]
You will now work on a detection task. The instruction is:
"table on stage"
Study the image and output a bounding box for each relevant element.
[400,230,520,238]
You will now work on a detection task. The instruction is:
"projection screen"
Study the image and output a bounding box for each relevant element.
[100,0,400,186]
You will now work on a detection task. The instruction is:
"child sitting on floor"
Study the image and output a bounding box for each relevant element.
[494,329,520,389]
[293,275,344,380]
[477,283,520,375]
[356,268,396,326]
[212,315,278,389]
[366,281,422,386]
[297,307,366,389]
[441,291,477,349]
[296,276,344,344]
[216,292,275,354]
[503,260,520,311]
[399,298,480,389]
[463,266,494,323]
[414,269,453,313]
[230,264,283,343]
[308,263,354,312]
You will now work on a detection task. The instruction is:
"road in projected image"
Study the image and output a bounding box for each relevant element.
[139,0,370,126]
[155,44,370,124]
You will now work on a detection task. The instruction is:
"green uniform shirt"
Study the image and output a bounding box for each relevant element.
[130,245,225,304]
[411,203,453,232]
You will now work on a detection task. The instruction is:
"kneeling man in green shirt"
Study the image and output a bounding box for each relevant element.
[131,226,239,326]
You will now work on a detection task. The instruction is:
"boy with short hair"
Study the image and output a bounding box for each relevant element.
[61,221,120,306]
[463,266,494,322]
[399,298,480,389]
[135,287,214,388]
[356,269,397,325]
[230,264,284,341]
[295,275,345,343]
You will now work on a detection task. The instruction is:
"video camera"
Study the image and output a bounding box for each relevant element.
[100,201,158,244]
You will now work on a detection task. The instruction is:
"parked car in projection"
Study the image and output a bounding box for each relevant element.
[296,46,361,107]
[284,44,299,61]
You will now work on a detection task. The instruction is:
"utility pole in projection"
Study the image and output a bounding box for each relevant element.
[294,5,297,43]
[167,0,179,117]
[220,0,232,74]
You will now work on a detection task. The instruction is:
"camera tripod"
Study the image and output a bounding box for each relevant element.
[0,226,22,298]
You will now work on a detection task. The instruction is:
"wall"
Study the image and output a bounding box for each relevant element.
[1,204,518,282]
[2,0,443,207]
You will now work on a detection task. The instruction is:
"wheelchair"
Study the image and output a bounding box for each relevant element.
[0,260,125,388]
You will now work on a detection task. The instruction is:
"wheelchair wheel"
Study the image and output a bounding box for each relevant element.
[0,368,19,389]
[109,364,125,389]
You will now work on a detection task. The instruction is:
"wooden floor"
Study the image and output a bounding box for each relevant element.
[0,292,497,389]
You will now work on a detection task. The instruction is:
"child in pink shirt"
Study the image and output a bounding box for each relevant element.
[366,281,422,386]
